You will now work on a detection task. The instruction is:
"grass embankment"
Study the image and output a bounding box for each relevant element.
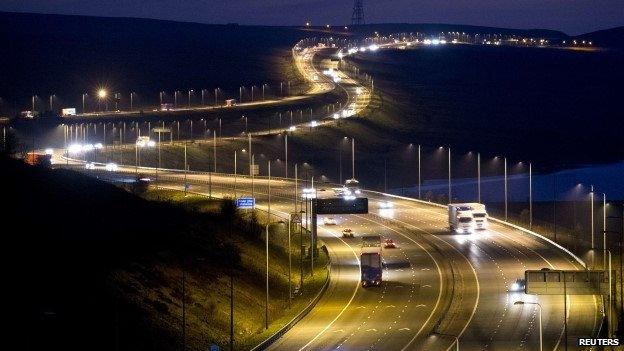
[137,189,329,350]
[3,156,327,350]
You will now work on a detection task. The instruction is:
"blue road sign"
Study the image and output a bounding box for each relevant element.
[236,197,255,209]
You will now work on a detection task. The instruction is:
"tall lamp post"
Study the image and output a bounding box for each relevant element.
[514,301,542,351]
[448,147,452,203]
[477,152,481,203]
[82,93,88,114]
[418,144,421,199]
[529,162,533,229]
[504,157,508,221]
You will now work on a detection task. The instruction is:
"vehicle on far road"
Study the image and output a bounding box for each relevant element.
[361,235,382,287]
[105,163,119,172]
[160,103,174,111]
[136,136,156,147]
[342,228,354,238]
[25,153,51,167]
[383,238,396,248]
[85,162,96,170]
[323,217,337,226]
[511,278,526,292]
[225,99,236,107]
[344,178,361,196]
[448,203,475,234]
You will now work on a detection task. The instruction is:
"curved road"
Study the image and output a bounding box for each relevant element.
[52,40,602,350]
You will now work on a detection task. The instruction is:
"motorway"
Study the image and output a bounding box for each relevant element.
[62,165,602,351]
[52,41,602,350]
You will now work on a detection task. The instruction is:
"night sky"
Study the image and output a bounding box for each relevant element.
[0,0,622,35]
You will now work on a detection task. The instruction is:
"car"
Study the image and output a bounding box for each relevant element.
[510,278,526,292]
[383,239,396,248]
[379,200,394,209]
[105,163,119,172]
[342,228,354,238]
[85,162,96,170]
[323,217,337,225]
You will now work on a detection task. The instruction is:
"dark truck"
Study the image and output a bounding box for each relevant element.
[361,235,382,287]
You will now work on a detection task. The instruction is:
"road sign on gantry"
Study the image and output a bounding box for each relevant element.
[236,197,255,209]
[525,270,607,295]
[313,198,368,214]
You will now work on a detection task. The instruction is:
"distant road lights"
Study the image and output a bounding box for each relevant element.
[105,162,118,172]
[310,120,318,127]
[333,113,340,119]
[288,125,296,132]
[368,44,379,51]
[301,187,317,199]
[136,136,156,148]
[68,143,82,154]
[44,148,54,155]
[355,87,363,95]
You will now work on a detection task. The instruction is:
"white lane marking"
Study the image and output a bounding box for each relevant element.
[297,227,362,351]
[355,215,446,351]
[374,214,481,351]
[489,227,585,351]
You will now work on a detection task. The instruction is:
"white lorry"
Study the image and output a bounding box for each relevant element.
[465,203,489,229]
[448,204,475,234]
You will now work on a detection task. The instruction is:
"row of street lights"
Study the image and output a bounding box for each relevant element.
[25,81,295,115]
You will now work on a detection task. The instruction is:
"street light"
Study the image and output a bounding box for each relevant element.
[514,301,542,351]
[97,89,108,111]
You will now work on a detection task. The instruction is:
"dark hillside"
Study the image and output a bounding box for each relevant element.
[575,26,624,49]
[0,12,309,113]
[2,157,238,349]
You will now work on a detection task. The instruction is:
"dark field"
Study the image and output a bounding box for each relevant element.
[348,44,624,168]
